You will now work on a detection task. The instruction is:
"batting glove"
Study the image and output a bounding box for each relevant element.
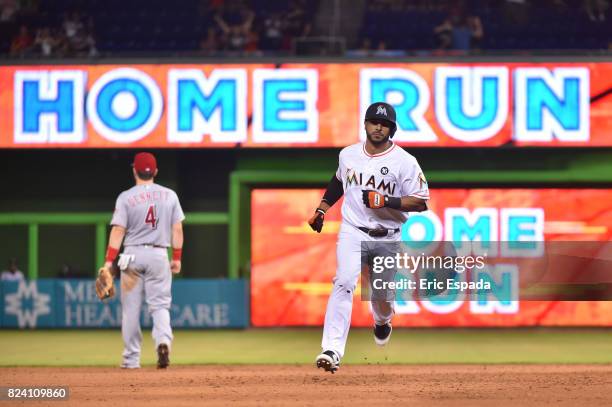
[362,190,401,209]
[308,208,326,233]
[362,190,386,209]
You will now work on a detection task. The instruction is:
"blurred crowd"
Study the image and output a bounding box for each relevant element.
[0,0,314,57]
[0,0,610,58]
[353,0,611,56]
[0,257,92,280]
[1,1,97,57]
[198,0,314,55]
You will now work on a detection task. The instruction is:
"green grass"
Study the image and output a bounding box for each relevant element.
[1,328,612,367]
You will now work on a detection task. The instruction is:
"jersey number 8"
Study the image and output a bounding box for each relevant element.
[145,204,158,229]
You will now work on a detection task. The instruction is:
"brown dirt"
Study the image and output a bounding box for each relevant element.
[2,365,612,406]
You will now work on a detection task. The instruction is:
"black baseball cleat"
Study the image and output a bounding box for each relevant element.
[157,344,170,369]
[316,350,340,374]
[374,323,392,346]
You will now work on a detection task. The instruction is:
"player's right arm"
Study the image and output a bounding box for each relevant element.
[308,173,344,233]
[96,196,127,301]
[103,195,128,269]
[104,226,126,269]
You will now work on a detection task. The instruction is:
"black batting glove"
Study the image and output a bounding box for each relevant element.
[308,208,326,233]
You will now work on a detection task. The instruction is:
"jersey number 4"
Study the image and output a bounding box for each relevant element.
[145,205,158,229]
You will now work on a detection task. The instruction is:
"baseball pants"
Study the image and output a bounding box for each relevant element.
[321,222,400,358]
[120,245,173,368]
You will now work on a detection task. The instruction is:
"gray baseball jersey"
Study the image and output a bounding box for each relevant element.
[110,183,185,247]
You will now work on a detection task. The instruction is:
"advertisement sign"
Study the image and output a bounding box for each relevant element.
[1,279,249,328]
[1,62,611,147]
[251,188,612,327]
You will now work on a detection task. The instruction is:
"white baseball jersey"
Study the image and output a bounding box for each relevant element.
[111,183,185,247]
[335,142,429,230]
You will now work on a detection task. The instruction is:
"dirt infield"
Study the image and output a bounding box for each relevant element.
[2,365,612,406]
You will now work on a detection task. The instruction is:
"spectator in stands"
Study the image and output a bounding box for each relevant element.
[259,11,284,51]
[10,25,34,56]
[62,11,83,40]
[214,1,255,52]
[0,0,18,22]
[1,258,25,281]
[228,25,248,51]
[34,27,58,57]
[434,3,483,51]
[585,0,608,21]
[68,26,97,57]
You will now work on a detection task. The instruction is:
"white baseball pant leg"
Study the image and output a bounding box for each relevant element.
[321,223,397,358]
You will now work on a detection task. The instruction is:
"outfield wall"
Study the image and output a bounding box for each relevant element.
[1,58,612,327]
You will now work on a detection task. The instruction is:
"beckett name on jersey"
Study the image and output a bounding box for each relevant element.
[125,190,172,207]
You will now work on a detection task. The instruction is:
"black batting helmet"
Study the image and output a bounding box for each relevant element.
[365,102,397,137]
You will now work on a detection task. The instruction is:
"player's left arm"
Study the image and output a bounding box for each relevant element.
[170,221,183,274]
[170,193,186,274]
[398,195,428,212]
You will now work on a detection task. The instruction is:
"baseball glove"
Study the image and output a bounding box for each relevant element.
[95,265,115,300]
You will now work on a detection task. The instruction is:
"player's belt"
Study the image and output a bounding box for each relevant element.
[358,227,400,237]
[131,244,167,249]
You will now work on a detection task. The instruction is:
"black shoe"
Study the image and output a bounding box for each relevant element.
[316,350,340,374]
[157,344,170,369]
[374,323,392,346]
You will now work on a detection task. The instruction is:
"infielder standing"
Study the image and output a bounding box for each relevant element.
[96,152,184,369]
[309,102,429,373]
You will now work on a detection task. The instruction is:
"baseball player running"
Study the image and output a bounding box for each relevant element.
[95,152,185,369]
[309,102,429,373]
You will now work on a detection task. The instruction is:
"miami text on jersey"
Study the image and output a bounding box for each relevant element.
[345,168,397,195]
